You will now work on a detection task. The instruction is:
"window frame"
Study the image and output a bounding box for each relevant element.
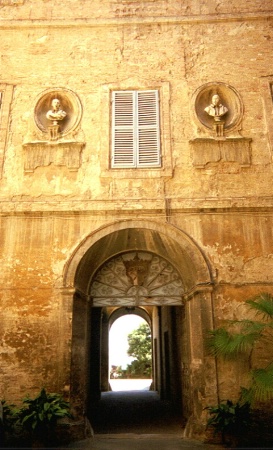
[111,89,161,169]
[100,81,172,179]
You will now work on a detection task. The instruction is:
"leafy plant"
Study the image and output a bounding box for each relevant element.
[207,292,273,405]
[13,388,72,447]
[0,400,17,447]
[0,400,17,432]
[126,322,152,377]
[205,397,251,444]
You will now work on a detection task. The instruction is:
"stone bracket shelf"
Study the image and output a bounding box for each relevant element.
[23,141,85,172]
[190,137,252,168]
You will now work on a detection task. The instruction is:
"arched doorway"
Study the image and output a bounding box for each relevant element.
[108,308,152,385]
[64,221,218,438]
[89,251,185,403]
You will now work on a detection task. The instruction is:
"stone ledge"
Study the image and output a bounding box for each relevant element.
[2,198,273,214]
[0,12,272,28]
[190,137,252,168]
[23,141,85,172]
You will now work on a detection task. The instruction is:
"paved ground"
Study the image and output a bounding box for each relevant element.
[89,389,185,434]
[67,434,225,450]
[66,384,225,450]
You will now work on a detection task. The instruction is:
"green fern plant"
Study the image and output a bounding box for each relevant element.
[15,388,72,445]
[0,400,17,432]
[207,292,273,405]
[205,397,251,444]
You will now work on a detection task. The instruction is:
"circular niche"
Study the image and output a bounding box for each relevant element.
[34,88,82,136]
[193,82,243,132]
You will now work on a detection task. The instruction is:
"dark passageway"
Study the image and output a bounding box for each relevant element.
[89,390,185,434]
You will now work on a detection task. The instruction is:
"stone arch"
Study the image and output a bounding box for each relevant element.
[100,305,153,394]
[108,306,152,328]
[65,220,218,439]
[63,219,213,298]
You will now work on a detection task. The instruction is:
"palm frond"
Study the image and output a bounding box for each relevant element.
[246,293,273,319]
[207,328,259,358]
[228,319,273,348]
[228,319,265,334]
[247,363,273,404]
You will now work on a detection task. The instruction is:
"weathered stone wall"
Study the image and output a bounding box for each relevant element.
[0,0,273,425]
[0,16,273,201]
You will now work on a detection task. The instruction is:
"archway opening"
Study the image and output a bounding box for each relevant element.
[109,314,152,392]
[89,304,186,434]
[68,222,216,437]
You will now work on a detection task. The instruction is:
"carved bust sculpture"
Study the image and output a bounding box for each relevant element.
[204,94,228,121]
[46,98,67,125]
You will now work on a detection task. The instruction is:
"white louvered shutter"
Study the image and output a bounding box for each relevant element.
[112,90,161,168]
[112,91,135,168]
[137,90,161,167]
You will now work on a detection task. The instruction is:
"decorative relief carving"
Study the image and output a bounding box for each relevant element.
[24,142,83,173]
[204,94,228,120]
[23,88,85,172]
[191,137,252,168]
[123,253,149,286]
[90,252,185,307]
[33,88,82,140]
[46,98,67,141]
[191,82,251,166]
[194,82,243,137]
[204,94,228,138]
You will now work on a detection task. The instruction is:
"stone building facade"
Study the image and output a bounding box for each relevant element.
[1,0,273,440]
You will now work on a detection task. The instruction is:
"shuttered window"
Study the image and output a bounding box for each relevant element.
[111,90,161,168]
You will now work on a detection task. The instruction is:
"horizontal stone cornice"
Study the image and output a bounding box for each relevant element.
[0,11,272,29]
[1,198,273,215]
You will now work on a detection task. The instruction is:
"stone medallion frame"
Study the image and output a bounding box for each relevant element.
[191,82,251,167]
[193,81,244,134]
[34,87,82,137]
[23,88,84,172]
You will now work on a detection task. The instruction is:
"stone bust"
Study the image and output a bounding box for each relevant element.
[204,94,228,121]
[46,98,67,125]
